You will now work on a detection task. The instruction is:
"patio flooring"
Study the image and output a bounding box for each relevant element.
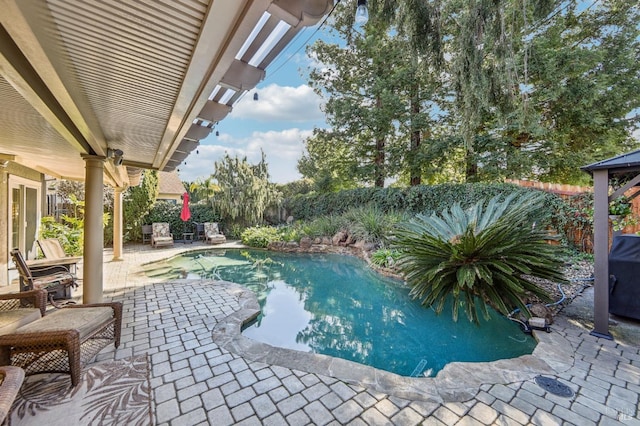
[8,241,640,425]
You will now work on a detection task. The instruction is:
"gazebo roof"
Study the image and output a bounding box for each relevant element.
[582,149,640,175]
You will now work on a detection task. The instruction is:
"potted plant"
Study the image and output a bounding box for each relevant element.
[609,196,634,232]
[609,196,632,218]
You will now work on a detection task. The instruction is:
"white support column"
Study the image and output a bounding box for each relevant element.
[113,187,123,261]
[83,156,105,304]
[591,169,612,339]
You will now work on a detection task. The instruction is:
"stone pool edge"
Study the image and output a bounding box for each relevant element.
[212,282,575,403]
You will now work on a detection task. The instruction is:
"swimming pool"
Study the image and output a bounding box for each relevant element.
[146,249,536,377]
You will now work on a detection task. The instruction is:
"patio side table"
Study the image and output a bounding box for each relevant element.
[183,232,195,244]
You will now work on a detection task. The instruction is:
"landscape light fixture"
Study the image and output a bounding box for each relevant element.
[355,0,369,24]
[253,92,259,101]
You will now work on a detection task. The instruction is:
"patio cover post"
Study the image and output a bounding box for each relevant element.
[591,169,612,339]
[83,156,105,304]
[112,187,123,261]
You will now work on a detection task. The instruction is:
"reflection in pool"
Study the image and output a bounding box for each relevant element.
[145,249,536,377]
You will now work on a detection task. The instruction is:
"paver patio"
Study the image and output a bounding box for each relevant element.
[7,242,640,425]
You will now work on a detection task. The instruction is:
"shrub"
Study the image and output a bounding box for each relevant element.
[40,216,83,256]
[343,206,392,243]
[282,183,547,221]
[279,225,303,242]
[241,226,282,248]
[40,195,109,255]
[393,192,567,324]
[370,248,402,268]
[304,215,344,238]
[143,201,222,240]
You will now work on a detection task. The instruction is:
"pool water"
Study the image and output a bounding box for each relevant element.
[146,249,536,377]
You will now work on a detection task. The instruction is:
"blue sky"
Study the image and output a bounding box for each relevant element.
[178,26,331,184]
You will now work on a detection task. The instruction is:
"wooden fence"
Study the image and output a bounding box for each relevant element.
[506,179,640,253]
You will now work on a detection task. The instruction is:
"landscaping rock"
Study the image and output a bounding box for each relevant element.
[344,234,356,246]
[333,231,347,245]
[529,303,554,325]
[267,241,285,250]
[299,237,313,249]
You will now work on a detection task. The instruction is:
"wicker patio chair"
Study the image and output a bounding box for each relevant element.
[151,222,174,248]
[10,248,78,302]
[204,222,226,244]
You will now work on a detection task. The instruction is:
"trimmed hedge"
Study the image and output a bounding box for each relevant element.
[281,183,580,247]
[283,183,545,220]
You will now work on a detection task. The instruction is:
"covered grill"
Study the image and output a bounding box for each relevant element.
[609,235,640,320]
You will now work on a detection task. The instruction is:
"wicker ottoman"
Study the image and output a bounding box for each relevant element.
[0,302,122,387]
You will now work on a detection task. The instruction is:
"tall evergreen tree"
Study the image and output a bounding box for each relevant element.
[123,170,158,241]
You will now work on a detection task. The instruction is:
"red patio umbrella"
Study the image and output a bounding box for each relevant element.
[180,192,191,222]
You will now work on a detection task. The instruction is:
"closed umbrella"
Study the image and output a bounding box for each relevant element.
[180,192,192,242]
[180,192,191,221]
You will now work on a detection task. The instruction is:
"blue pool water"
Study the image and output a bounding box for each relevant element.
[148,249,536,377]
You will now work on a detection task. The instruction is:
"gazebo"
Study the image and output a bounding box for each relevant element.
[581,149,640,339]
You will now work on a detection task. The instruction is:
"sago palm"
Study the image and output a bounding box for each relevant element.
[393,192,567,323]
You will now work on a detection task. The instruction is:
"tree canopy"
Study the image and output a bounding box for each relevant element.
[211,152,281,226]
[300,0,640,188]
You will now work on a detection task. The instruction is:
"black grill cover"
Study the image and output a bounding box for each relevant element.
[609,235,640,320]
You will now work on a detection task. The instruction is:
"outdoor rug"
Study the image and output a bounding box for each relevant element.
[10,354,153,426]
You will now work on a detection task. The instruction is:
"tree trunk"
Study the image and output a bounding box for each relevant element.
[409,82,421,186]
[374,95,385,188]
[465,139,478,182]
[375,136,385,187]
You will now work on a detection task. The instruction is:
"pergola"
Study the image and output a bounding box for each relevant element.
[0,0,334,301]
[581,148,640,339]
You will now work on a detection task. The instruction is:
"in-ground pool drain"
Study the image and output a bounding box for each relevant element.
[535,376,574,398]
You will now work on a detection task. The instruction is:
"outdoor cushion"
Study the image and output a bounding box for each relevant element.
[153,236,173,243]
[207,234,226,244]
[0,309,42,335]
[38,238,67,258]
[14,307,113,340]
[153,223,171,237]
[31,272,75,291]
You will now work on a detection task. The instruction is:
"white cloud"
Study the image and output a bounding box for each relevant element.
[177,128,313,184]
[231,84,324,122]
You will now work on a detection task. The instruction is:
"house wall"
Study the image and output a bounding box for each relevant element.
[1,162,44,287]
[157,194,181,203]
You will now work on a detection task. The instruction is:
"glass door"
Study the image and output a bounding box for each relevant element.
[9,176,41,259]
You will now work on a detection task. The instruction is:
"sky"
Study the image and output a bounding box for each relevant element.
[177,25,332,185]
[177,3,640,185]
